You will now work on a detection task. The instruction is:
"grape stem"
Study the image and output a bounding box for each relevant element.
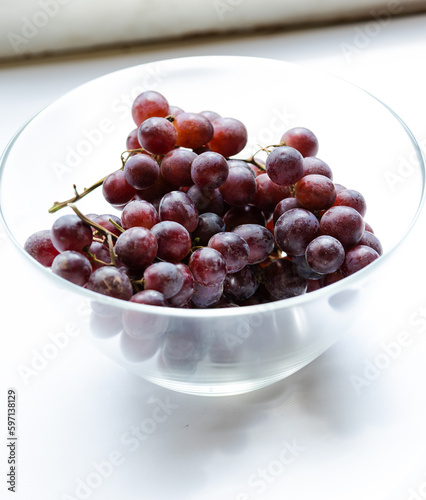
[67,203,118,240]
[48,178,108,213]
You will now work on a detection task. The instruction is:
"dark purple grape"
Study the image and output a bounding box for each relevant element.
[86,266,133,300]
[51,214,93,252]
[305,235,345,274]
[51,250,92,286]
[274,208,319,256]
[168,263,194,307]
[102,170,137,207]
[303,156,333,179]
[320,206,365,249]
[160,148,197,187]
[192,212,225,246]
[333,189,367,217]
[24,229,59,267]
[114,227,157,269]
[208,117,248,158]
[253,173,291,212]
[340,245,380,277]
[223,266,258,301]
[358,230,383,255]
[265,146,304,186]
[189,247,227,286]
[93,213,123,237]
[224,205,266,231]
[295,174,336,211]
[159,190,198,233]
[273,197,302,224]
[121,200,159,230]
[86,241,113,270]
[263,258,307,300]
[138,116,177,155]
[191,151,229,190]
[124,153,159,190]
[174,112,214,149]
[186,185,227,216]
[151,221,191,262]
[131,90,169,126]
[144,262,184,299]
[232,224,275,264]
[208,232,249,273]
[219,164,256,206]
[280,127,319,157]
[191,281,223,308]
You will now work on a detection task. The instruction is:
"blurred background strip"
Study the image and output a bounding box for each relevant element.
[2,0,426,61]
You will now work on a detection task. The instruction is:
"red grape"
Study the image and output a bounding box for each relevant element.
[208,232,249,273]
[208,117,248,158]
[114,227,158,269]
[24,229,59,267]
[263,258,307,299]
[295,174,336,211]
[51,214,93,252]
[333,188,367,217]
[102,170,137,207]
[265,146,304,186]
[86,266,133,300]
[305,235,345,274]
[274,208,320,256]
[138,117,177,155]
[124,153,159,190]
[160,148,197,187]
[131,90,169,126]
[340,245,380,277]
[121,200,159,230]
[174,112,214,149]
[159,190,198,233]
[191,151,229,190]
[189,247,227,286]
[151,221,191,262]
[320,206,365,248]
[51,250,92,286]
[219,164,256,206]
[232,224,274,264]
[281,127,319,157]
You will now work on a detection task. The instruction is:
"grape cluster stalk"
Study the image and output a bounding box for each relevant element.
[25,90,382,311]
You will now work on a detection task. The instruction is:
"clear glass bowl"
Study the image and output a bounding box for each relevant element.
[0,56,424,396]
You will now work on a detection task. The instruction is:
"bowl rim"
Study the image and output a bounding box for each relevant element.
[1,54,425,319]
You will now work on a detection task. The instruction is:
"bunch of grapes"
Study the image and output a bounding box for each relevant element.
[25,90,382,310]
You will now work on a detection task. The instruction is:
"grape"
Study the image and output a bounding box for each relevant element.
[274,208,320,256]
[189,247,227,286]
[186,185,226,216]
[219,164,256,206]
[321,270,344,287]
[138,117,177,155]
[124,153,159,190]
[122,290,168,341]
[131,90,169,126]
[265,146,304,186]
[232,224,275,264]
[191,281,223,308]
[200,110,221,122]
[159,190,198,232]
[227,159,256,178]
[191,151,229,190]
[305,235,345,274]
[208,117,248,157]
[24,229,59,267]
[134,173,174,209]
[192,212,225,246]
[160,148,197,187]
[126,128,141,150]
[168,263,195,307]
[51,214,93,252]
[263,258,307,300]
[320,206,365,248]
[365,221,374,233]
[114,227,158,269]
[253,173,291,212]
[51,250,92,286]
[273,197,301,224]
[93,214,123,237]
[102,170,137,207]
[295,174,336,210]
[86,266,133,300]
[121,200,159,230]
[340,245,380,277]
[208,232,249,273]
[358,230,383,255]
[303,156,333,179]
[291,255,324,280]
[224,205,265,230]
[169,105,184,117]
[151,220,191,262]
[223,266,258,301]
[144,261,184,299]
[174,112,214,149]
[281,127,319,157]
[333,188,367,217]
[86,241,113,270]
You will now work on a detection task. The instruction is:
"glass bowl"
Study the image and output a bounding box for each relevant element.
[0,56,424,396]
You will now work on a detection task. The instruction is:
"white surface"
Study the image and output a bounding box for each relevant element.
[1,13,426,499]
[2,0,425,59]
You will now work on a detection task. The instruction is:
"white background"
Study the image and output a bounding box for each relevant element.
[1,11,426,500]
